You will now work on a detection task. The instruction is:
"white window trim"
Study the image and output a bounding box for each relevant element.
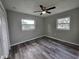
[21,19,35,31]
[57,17,71,30]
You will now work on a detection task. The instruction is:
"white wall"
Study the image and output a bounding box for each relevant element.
[45,8,79,45]
[7,10,45,45]
[7,7,79,46]
[0,1,10,58]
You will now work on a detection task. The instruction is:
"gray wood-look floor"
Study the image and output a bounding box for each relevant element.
[9,38,79,59]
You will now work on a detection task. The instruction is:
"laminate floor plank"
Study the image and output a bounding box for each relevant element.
[9,38,79,59]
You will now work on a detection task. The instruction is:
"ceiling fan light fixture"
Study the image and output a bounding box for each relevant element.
[42,11,46,14]
[34,5,56,15]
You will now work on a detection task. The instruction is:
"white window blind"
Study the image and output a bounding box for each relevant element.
[21,19,35,31]
[57,17,70,30]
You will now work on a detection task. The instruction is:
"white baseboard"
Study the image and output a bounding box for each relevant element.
[46,35,79,46]
[11,35,79,47]
[11,35,45,47]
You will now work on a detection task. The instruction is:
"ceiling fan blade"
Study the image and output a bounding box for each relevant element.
[34,11,42,13]
[47,12,51,14]
[46,6,56,10]
[40,5,44,11]
[40,13,42,15]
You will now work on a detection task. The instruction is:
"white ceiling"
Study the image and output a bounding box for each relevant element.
[2,0,79,17]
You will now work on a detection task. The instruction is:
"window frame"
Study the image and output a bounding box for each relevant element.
[56,17,71,30]
[21,19,35,31]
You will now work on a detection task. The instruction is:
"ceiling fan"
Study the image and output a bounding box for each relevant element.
[34,5,56,15]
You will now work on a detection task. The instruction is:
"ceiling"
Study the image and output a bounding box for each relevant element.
[1,0,79,17]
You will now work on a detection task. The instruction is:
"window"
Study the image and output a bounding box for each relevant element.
[21,19,35,31]
[57,17,70,30]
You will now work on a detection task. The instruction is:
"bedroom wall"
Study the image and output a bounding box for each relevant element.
[7,8,79,45]
[7,10,45,45]
[45,8,79,44]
